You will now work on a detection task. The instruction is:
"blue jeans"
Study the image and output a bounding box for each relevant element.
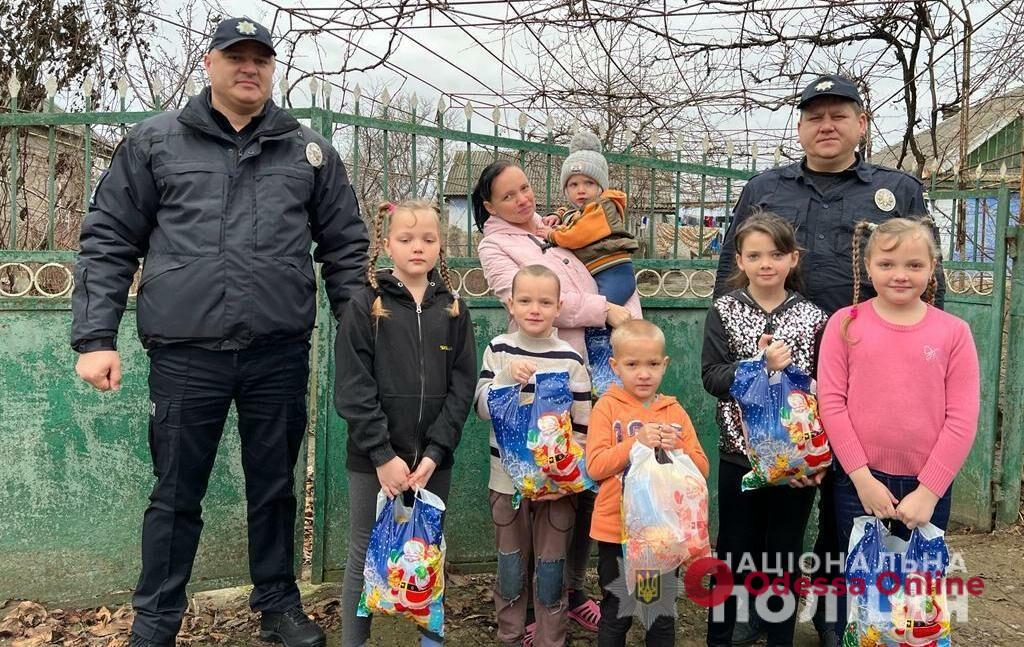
[832,461,952,634]
[594,261,636,306]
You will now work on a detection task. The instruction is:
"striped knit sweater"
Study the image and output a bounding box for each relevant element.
[474,329,593,495]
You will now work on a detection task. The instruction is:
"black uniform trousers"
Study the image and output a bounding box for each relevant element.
[131,342,309,642]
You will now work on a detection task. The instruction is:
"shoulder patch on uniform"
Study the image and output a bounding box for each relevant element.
[305,142,323,168]
[874,188,896,212]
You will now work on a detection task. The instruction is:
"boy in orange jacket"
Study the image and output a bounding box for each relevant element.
[586,319,710,646]
[541,130,640,306]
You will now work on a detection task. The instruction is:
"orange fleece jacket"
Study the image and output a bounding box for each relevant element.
[586,385,710,543]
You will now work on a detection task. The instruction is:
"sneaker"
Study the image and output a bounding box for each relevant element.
[259,608,326,647]
[129,635,175,647]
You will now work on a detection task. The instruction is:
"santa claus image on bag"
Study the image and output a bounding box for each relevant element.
[386,537,443,617]
[528,411,584,486]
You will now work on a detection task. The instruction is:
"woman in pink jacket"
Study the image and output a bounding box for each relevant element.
[472,159,642,638]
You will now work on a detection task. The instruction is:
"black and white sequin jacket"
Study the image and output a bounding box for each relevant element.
[701,288,829,465]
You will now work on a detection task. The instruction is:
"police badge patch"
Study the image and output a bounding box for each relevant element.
[874,188,896,212]
[305,142,323,168]
[236,20,258,35]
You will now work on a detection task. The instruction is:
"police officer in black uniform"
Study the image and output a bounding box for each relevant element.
[71,17,368,647]
[713,75,944,647]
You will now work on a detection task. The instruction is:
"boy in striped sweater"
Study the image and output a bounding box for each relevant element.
[475,264,593,647]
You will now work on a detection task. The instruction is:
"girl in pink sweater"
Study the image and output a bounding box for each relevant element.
[817,217,979,633]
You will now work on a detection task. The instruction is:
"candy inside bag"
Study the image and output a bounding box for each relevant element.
[730,356,832,490]
[359,487,447,637]
[621,442,711,591]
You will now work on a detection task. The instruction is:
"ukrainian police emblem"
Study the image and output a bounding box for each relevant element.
[874,188,896,212]
[236,20,258,36]
[305,142,324,168]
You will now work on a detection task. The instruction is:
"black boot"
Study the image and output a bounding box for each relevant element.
[259,608,326,647]
[129,634,175,647]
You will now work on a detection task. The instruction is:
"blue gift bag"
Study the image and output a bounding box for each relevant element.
[586,326,622,398]
[842,516,951,646]
[358,487,447,636]
[730,357,832,490]
[489,371,595,504]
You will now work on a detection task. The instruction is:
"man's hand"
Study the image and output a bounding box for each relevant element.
[76,350,123,391]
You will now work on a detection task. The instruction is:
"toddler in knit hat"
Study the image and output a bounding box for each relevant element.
[543,130,640,306]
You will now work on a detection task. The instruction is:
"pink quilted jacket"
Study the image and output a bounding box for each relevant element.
[477,213,642,360]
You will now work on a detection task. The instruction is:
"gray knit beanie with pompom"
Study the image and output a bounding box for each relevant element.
[560,130,609,192]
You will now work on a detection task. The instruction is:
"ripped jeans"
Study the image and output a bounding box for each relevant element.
[489,490,574,647]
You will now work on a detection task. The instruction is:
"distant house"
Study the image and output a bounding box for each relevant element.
[442,149,729,258]
[872,88,1023,261]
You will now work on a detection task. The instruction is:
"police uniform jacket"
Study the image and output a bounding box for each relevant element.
[714,154,945,314]
[71,88,369,351]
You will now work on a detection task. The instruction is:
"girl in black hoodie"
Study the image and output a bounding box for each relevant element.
[335,200,477,647]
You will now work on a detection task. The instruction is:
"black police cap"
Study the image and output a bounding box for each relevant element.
[798,75,863,109]
[209,17,276,56]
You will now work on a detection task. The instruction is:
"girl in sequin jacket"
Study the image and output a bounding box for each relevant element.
[700,211,829,647]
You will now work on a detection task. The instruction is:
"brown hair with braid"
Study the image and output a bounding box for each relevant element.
[367,199,461,324]
[842,216,940,343]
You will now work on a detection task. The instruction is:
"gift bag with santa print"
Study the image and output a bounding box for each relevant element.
[358,487,447,637]
[488,380,557,502]
[585,326,622,399]
[527,370,596,495]
[730,357,832,491]
[842,516,952,647]
[621,442,711,592]
[489,371,595,505]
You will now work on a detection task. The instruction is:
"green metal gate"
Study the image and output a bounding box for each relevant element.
[2,91,1020,602]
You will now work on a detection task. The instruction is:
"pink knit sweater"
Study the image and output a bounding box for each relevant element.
[817,299,980,497]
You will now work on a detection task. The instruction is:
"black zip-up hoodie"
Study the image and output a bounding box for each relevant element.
[334,269,477,473]
[701,288,828,467]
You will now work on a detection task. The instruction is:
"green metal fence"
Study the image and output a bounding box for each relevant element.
[1,90,1021,602]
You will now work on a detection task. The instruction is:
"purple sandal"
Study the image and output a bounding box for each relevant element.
[567,598,600,632]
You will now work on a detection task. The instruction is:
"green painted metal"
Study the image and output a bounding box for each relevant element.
[648,166,655,256]
[999,225,1024,526]
[465,120,472,254]
[0,305,306,603]
[673,150,681,257]
[7,94,17,248]
[351,98,360,188]
[411,104,418,198]
[82,95,93,220]
[46,95,57,250]
[699,147,708,257]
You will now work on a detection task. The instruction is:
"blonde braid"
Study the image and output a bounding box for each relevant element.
[925,274,938,305]
[369,203,392,322]
[841,221,875,344]
[437,246,461,318]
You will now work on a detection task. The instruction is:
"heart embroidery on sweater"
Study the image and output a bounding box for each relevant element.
[923,345,939,361]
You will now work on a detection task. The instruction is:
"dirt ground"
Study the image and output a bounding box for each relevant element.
[3,525,1023,646]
